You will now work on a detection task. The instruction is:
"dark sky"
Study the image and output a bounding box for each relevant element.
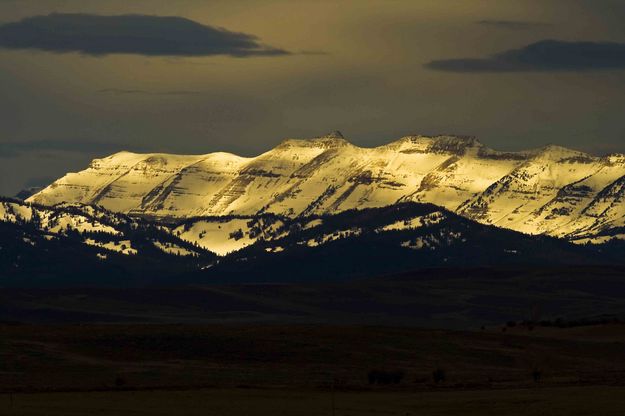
[1,0,625,195]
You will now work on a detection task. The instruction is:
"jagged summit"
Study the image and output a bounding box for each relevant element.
[323,130,345,140]
[426,135,483,155]
[382,135,484,154]
[277,130,350,150]
[531,145,594,162]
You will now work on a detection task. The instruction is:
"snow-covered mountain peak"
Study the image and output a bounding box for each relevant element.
[531,145,594,163]
[277,131,350,151]
[323,130,345,140]
[382,135,435,152]
[276,137,350,150]
[425,135,483,155]
[380,135,483,155]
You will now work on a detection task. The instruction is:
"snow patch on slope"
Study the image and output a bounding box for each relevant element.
[85,238,137,255]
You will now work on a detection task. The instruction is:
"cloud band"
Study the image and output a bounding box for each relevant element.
[425,40,625,72]
[0,13,289,57]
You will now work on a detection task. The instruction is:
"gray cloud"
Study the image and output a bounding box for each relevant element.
[425,40,625,72]
[299,50,331,56]
[97,88,202,96]
[476,20,552,30]
[0,13,290,57]
[0,140,139,158]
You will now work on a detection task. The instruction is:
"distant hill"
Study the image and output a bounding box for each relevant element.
[189,203,614,284]
[14,186,43,201]
[0,197,215,286]
[1,198,618,286]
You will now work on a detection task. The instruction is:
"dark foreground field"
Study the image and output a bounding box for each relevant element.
[2,323,625,415]
[3,266,625,414]
[4,386,625,416]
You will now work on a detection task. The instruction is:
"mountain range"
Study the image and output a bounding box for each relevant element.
[2,131,625,286]
[26,131,625,244]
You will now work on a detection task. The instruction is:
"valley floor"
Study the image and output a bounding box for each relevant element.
[4,266,625,328]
